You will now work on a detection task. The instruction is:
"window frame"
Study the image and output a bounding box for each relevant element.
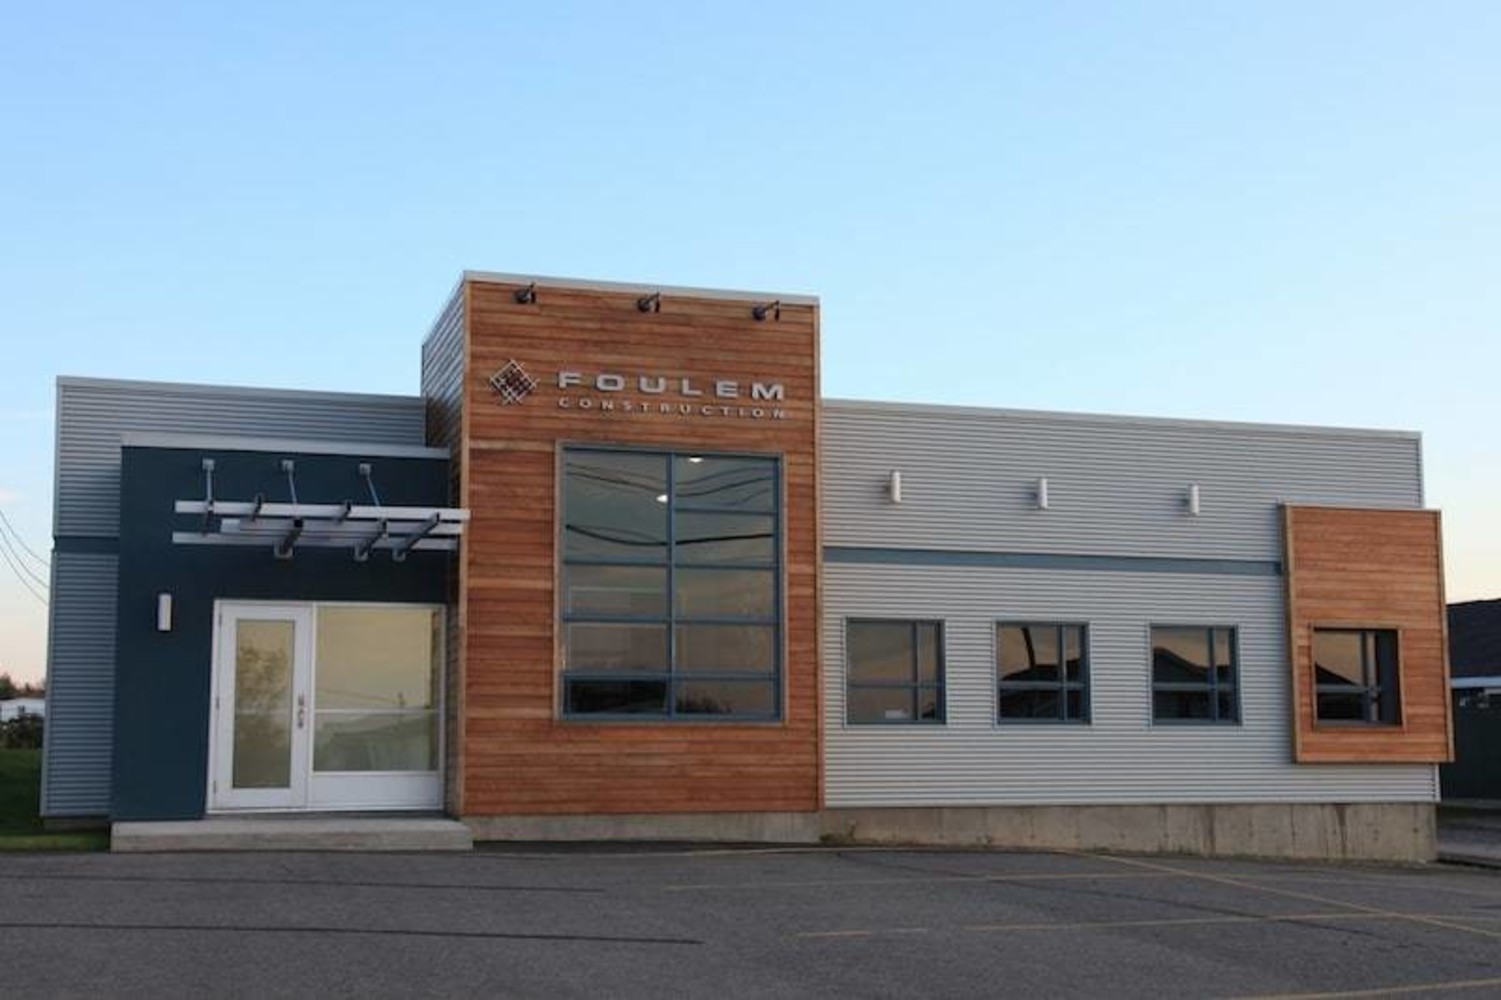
[843,618,947,726]
[1311,626,1402,727]
[558,445,784,722]
[994,622,1091,725]
[1149,624,1241,726]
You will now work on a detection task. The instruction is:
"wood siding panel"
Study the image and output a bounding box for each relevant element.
[1284,506,1452,764]
[459,278,821,816]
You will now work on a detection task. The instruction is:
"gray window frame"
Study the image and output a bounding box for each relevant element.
[560,446,783,722]
[844,619,947,726]
[995,622,1091,724]
[1312,627,1401,726]
[1149,625,1241,725]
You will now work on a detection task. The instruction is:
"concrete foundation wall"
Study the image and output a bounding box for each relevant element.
[820,803,1437,863]
[466,803,1437,862]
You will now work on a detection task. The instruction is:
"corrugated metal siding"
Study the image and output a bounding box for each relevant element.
[40,552,118,816]
[419,285,466,811]
[420,286,465,470]
[55,379,427,539]
[824,564,1438,805]
[822,401,1423,560]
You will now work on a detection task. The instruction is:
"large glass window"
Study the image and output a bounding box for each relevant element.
[1151,625,1239,724]
[996,623,1089,722]
[1313,628,1401,724]
[561,449,781,720]
[845,620,945,724]
[313,606,442,771]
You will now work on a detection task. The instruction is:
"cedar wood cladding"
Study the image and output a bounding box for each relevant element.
[458,277,821,815]
[1284,505,1453,764]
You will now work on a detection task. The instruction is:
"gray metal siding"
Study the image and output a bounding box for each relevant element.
[420,286,465,469]
[822,401,1423,560]
[824,563,1438,806]
[40,552,118,816]
[46,377,429,816]
[55,379,428,539]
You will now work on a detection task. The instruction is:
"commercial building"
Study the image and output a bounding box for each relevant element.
[42,273,1454,859]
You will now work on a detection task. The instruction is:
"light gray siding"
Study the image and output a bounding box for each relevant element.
[821,401,1435,808]
[824,563,1438,806]
[55,378,427,540]
[420,284,466,471]
[822,400,1422,561]
[40,552,118,816]
[44,377,429,816]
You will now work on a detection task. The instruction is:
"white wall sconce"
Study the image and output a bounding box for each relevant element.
[156,593,174,632]
[1187,483,1202,517]
[888,470,903,504]
[1036,477,1050,510]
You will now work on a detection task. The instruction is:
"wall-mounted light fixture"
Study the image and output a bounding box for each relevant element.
[1036,477,1050,510]
[637,292,662,313]
[888,470,903,504]
[752,300,781,322]
[513,282,537,305]
[156,593,173,633]
[1187,483,1202,516]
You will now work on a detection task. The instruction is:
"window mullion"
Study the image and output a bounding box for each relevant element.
[666,455,678,719]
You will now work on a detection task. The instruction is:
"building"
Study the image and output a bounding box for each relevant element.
[1441,599,1501,801]
[0,698,45,722]
[41,272,1455,859]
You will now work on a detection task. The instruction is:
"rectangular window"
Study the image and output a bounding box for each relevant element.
[1312,628,1401,724]
[997,623,1089,722]
[561,449,780,720]
[1151,626,1239,724]
[846,620,945,724]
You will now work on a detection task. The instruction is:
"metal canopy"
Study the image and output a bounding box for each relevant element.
[171,458,467,562]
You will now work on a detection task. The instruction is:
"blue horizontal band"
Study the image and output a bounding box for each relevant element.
[823,546,1281,577]
[53,535,120,555]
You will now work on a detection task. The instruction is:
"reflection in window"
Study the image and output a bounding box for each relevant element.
[997,624,1089,722]
[846,620,945,724]
[1151,626,1239,724]
[561,448,781,720]
[1313,628,1400,724]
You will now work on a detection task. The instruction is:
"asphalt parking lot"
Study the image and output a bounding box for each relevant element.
[2,846,1500,999]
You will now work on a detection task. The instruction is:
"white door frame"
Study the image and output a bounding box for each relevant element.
[208,599,446,814]
[209,603,314,812]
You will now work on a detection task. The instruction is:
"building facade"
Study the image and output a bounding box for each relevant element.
[42,273,1454,859]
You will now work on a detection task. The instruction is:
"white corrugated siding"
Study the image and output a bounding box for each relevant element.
[823,563,1438,806]
[40,552,118,815]
[822,401,1423,560]
[55,379,427,539]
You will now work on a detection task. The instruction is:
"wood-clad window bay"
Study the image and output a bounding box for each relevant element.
[561,448,781,720]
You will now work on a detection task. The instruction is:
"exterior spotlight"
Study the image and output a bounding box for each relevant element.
[1036,477,1050,510]
[513,282,537,304]
[1188,483,1202,516]
[752,301,781,322]
[637,292,662,313]
[888,470,903,504]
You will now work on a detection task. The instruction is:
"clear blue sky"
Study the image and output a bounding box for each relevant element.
[2,2,1497,684]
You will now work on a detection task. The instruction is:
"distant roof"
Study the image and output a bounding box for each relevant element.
[1450,599,1501,678]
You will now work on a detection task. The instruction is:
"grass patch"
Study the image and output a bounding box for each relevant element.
[0,749,108,851]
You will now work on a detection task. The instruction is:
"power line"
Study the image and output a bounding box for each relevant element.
[0,537,47,606]
[0,524,47,592]
[0,506,47,568]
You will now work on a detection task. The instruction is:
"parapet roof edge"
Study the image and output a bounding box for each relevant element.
[56,375,422,408]
[461,270,820,306]
[821,396,1422,441]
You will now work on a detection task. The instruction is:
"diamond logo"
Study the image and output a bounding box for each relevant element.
[489,360,539,405]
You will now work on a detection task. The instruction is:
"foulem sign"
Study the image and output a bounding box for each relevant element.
[555,370,788,421]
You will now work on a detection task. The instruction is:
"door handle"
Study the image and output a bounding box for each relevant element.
[296,693,306,729]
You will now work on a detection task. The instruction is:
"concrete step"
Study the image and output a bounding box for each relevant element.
[111,816,474,853]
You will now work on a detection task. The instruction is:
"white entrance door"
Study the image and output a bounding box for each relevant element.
[212,604,314,811]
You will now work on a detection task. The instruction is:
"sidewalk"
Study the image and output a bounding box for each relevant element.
[1437,803,1501,868]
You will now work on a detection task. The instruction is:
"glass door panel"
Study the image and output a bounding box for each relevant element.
[212,605,312,810]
